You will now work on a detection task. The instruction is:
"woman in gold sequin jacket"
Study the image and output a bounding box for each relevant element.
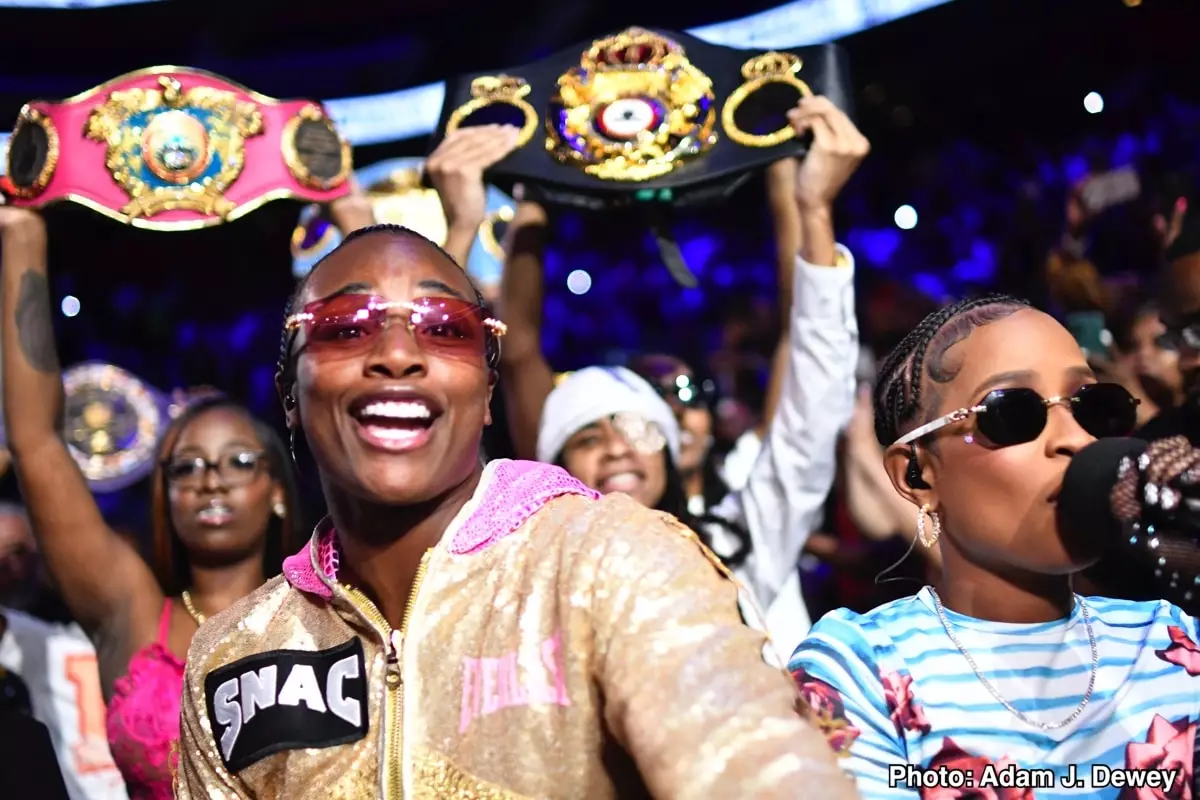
[174,224,859,799]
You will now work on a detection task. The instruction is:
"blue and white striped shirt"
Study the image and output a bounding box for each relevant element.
[788,588,1200,798]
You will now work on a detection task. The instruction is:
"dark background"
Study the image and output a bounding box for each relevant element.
[0,0,1195,410]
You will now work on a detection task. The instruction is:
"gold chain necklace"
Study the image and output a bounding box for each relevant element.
[181,590,207,625]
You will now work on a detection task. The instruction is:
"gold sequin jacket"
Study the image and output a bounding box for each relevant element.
[175,460,857,799]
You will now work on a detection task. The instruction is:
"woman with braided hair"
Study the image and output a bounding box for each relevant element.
[789,295,1200,798]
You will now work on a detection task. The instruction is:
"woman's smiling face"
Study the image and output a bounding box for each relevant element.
[285,230,494,505]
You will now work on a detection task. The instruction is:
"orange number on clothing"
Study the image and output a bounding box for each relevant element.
[65,654,117,774]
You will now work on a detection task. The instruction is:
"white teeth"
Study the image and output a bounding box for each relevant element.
[359,401,432,420]
[601,472,641,492]
[365,427,422,441]
[197,504,233,524]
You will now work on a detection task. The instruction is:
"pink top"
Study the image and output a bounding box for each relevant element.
[283,459,600,597]
[105,599,183,800]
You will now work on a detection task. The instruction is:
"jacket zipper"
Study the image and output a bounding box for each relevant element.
[339,550,432,799]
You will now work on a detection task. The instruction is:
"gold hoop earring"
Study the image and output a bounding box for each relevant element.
[917,503,941,548]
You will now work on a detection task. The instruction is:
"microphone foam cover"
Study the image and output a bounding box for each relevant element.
[1060,437,1148,545]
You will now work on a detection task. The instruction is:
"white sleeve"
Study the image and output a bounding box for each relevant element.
[709,245,858,613]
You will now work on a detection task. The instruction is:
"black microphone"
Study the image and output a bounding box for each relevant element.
[1060,437,1149,546]
[1061,436,1200,607]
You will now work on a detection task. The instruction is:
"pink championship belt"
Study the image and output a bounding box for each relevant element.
[1,66,352,231]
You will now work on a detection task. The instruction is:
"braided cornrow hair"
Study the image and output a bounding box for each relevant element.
[873,293,1032,447]
[275,223,500,393]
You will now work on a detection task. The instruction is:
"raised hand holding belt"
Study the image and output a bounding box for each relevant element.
[431,27,852,204]
[428,27,851,287]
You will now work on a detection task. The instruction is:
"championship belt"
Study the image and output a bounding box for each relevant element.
[431,27,851,209]
[291,157,514,292]
[2,67,352,230]
[60,362,174,493]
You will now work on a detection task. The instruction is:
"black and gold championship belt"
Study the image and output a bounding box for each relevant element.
[432,27,850,209]
[60,362,174,493]
[2,67,352,230]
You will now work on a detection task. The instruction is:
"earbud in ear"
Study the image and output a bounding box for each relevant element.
[905,444,931,490]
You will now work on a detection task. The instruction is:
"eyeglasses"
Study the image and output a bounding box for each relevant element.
[651,374,713,409]
[566,412,667,456]
[894,383,1139,448]
[285,294,506,363]
[164,451,267,488]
